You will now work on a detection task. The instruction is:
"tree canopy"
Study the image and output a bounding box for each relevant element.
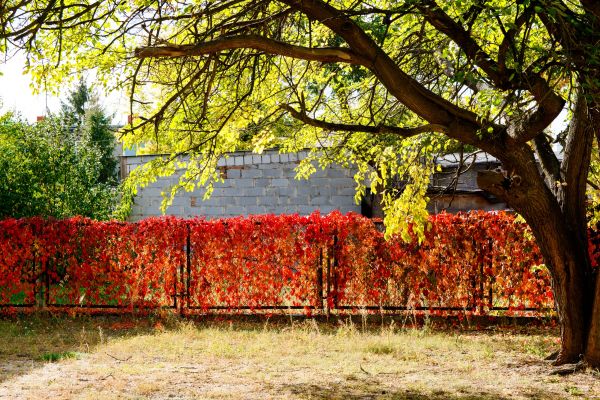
[0,112,117,219]
[2,0,600,367]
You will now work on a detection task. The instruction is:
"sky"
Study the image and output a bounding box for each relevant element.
[0,53,129,125]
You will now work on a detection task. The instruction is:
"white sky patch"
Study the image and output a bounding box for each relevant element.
[0,53,129,125]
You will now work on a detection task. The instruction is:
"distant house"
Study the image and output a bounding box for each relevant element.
[427,153,506,214]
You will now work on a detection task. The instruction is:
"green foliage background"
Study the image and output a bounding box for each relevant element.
[0,109,118,220]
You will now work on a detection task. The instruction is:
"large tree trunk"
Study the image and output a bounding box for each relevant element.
[478,94,599,366]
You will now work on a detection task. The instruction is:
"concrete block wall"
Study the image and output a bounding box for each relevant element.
[123,149,361,221]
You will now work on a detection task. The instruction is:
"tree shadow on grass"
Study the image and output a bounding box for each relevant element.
[0,314,155,385]
[280,381,562,400]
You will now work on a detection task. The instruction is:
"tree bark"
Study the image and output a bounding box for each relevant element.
[478,138,595,365]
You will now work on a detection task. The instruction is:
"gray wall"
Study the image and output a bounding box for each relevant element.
[123,149,361,221]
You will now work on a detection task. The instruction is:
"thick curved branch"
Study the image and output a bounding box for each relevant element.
[417,0,564,143]
[532,134,561,191]
[278,0,485,146]
[280,105,447,137]
[135,34,371,65]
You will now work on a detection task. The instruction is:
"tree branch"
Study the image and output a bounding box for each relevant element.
[532,134,561,191]
[135,34,370,65]
[417,0,564,143]
[560,91,596,236]
[280,105,447,136]
[278,0,485,144]
[581,0,600,22]
[417,0,510,89]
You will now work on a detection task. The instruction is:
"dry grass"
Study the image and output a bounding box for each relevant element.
[0,314,598,399]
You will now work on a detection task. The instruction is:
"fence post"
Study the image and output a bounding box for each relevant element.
[43,259,50,308]
[316,247,324,313]
[478,247,484,315]
[186,223,192,313]
[487,237,494,311]
[325,247,331,318]
[332,232,339,311]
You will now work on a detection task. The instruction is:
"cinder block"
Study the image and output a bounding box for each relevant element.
[271,153,280,163]
[243,187,266,197]
[262,168,283,178]
[271,179,289,187]
[254,178,271,188]
[225,156,235,166]
[277,187,296,197]
[311,168,329,178]
[236,196,257,206]
[212,188,238,197]
[316,186,333,197]
[241,168,262,178]
[337,187,357,196]
[327,168,354,178]
[225,205,245,215]
[234,178,254,188]
[261,154,271,164]
[169,197,187,207]
[246,205,267,214]
[198,206,224,216]
[244,155,253,164]
[331,195,356,205]
[288,195,309,205]
[309,196,329,206]
[329,178,355,188]
[252,155,262,164]
[271,206,292,214]
[258,196,277,206]
[280,153,289,163]
[197,196,221,206]
[298,205,317,215]
[234,156,244,166]
[282,167,298,176]
[227,168,241,179]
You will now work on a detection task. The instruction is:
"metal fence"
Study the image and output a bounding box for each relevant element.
[0,219,555,317]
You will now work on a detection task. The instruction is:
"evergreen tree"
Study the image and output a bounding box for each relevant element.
[61,80,118,185]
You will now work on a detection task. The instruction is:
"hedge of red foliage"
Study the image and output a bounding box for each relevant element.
[1,211,592,315]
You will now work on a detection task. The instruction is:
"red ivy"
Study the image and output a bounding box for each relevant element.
[1,211,593,315]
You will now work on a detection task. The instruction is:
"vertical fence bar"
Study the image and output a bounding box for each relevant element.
[173,256,178,312]
[44,259,50,308]
[316,247,324,313]
[332,232,339,311]
[31,222,39,308]
[179,259,184,316]
[186,223,192,312]
[488,238,494,310]
[325,247,331,318]
[478,252,485,314]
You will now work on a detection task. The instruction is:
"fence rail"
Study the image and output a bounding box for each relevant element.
[0,212,559,316]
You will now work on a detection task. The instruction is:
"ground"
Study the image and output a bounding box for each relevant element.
[0,314,598,399]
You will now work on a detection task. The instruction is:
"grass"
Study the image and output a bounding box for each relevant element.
[39,351,79,362]
[0,314,598,399]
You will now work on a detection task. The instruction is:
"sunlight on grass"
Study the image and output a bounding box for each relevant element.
[0,315,597,399]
